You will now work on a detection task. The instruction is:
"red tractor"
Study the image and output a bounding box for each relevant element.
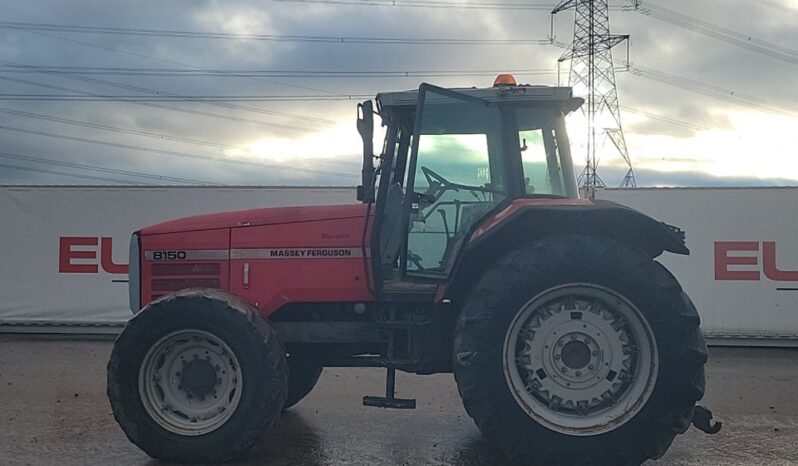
[108,78,719,465]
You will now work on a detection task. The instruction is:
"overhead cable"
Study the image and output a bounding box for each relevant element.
[0,64,558,78]
[0,150,220,185]
[747,0,798,16]
[265,0,627,10]
[0,75,326,132]
[629,65,798,116]
[620,106,710,132]
[0,107,361,168]
[0,125,360,179]
[635,3,798,66]
[0,21,553,44]
[0,161,144,184]
[0,61,325,132]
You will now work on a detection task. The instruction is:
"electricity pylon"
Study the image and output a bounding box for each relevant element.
[552,0,637,195]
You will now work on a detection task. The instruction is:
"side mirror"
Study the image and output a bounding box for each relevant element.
[357,101,375,203]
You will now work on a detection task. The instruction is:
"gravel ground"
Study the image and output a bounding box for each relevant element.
[0,335,796,465]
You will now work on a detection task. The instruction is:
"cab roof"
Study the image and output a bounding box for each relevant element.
[376,84,583,112]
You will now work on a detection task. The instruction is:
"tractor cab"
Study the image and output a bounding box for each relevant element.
[358,79,583,292]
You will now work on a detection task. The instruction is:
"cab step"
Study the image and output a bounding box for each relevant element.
[362,368,416,409]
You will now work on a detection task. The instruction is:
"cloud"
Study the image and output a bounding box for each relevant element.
[0,0,795,187]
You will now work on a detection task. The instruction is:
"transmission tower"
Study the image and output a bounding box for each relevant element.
[552,0,636,195]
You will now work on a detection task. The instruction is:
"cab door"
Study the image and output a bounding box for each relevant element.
[402,84,510,278]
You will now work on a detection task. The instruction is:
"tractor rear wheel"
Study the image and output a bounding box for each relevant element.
[283,356,323,410]
[453,235,707,465]
[108,289,288,463]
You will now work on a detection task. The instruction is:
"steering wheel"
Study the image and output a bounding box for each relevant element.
[420,166,503,204]
[420,166,453,200]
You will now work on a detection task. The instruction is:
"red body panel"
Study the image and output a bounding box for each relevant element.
[141,204,366,234]
[230,216,373,314]
[139,204,374,315]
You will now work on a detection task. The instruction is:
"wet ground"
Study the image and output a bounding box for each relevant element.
[0,335,796,465]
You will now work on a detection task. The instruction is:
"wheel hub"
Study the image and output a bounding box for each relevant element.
[138,330,243,436]
[504,284,658,435]
[180,359,218,399]
[560,339,592,369]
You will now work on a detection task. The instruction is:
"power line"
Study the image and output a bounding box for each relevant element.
[0,61,325,132]
[620,106,710,132]
[0,107,361,167]
[634,3,798,67]
[0,161,143,184]
[0,150,220,185]
[629,65,798,116]
[0,93,371,102]
[747,0,798,16]
[0,75,330,131]
[0,21,554,44]
[26,30,336,97]
[0,64,557,78]
[0,125,360,179]
[266,0,628,10]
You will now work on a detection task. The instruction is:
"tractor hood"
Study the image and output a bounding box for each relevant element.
[140,204,367,235]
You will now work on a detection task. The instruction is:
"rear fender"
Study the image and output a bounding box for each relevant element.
[445,199,688,301]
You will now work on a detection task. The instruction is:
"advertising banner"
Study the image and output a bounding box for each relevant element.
[0,186,355,326]
[598,187,798,343]
[1,185,796,343]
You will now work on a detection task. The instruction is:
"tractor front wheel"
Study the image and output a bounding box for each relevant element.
[107,289,288,463]
[283,357,323,410]
[453,235,707,465]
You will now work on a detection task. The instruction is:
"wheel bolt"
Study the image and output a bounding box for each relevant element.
[570,334,578,340]
[576,371,582,376]
[592,351,598,356]
[216,378,222,385]
[561,367,568,373]
[588,364,595,370]
[554,354,561,360]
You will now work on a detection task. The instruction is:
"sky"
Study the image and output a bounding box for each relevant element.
[0,0,796,188]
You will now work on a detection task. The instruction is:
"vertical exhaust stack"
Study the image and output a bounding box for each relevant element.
[357,100,375,203]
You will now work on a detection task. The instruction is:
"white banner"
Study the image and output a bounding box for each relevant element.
[0,186,356,325]
[597,187,798,341]
[1,185,796,342]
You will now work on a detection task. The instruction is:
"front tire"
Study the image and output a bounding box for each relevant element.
[108,289,288,463]
[283,356,323,410]
[453,235,707,465]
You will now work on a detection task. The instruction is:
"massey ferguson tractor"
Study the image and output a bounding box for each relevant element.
[108,77,720,465]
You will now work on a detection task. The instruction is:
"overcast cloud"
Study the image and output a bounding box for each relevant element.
[0,0,796,187]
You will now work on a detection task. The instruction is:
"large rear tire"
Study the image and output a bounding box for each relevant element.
[108,289,288,463]
[453,235,707,465]
[283,356,323,410]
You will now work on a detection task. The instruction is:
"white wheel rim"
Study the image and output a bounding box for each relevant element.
[139,329,243,436]
[503,284,658,436]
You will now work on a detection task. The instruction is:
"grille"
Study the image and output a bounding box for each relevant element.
[150,262,221,301]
